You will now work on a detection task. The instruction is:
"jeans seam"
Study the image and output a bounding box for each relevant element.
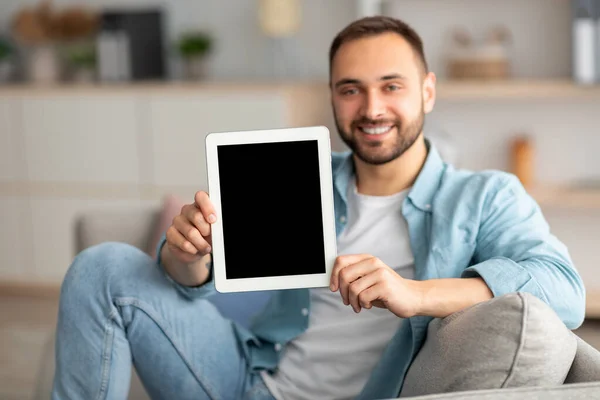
[96,312,117,400]
[114,297,219,400]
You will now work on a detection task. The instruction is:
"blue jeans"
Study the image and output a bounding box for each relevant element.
[52,242,276,400]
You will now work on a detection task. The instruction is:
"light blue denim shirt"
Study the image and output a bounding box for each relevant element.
[157,141,585,399]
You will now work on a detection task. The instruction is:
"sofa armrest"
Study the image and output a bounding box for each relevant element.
[74,206,160,255]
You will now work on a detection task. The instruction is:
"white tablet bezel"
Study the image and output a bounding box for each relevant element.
[205,126,337,293]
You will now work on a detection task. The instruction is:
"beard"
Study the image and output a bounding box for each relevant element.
[334,107,425,166]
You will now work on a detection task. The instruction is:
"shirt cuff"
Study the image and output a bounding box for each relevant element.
[461,256,548,302]
[155,233,217,300]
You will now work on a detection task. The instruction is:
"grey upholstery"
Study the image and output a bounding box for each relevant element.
[401,292,589,397]
[74,206,161,254]
[565,334,600,384]
[390,382,600,400]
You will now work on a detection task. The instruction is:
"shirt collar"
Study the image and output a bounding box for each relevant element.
[407,139,446,212]
[333,138,446,213]
[333,151,354,205]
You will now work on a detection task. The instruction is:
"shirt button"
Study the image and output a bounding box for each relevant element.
[425,204,431,209]
[274,343,282,352]
[340,215,347,223]
[301,308,309,316]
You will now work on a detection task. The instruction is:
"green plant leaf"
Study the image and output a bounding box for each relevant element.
[64,43,96,67]
[0,38,13,60]
[177,31,213,58]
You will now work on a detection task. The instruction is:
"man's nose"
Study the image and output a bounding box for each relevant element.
[362,91,386,120]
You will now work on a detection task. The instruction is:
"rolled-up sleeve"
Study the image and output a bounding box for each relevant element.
[461,174,586,329]
[155,233,217,300]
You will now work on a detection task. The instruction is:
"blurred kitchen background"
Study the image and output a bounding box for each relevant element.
[2,0,600,398]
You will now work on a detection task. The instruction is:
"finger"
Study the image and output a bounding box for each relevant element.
[166,225,197,255]
[166,237,202,264]
[338,257,378,305]
[194,191,217,224]
[173,215,212,255]
[183,204,211,238]
[357,283,384,310]
[330,254,373,291]
[348,270,381,312]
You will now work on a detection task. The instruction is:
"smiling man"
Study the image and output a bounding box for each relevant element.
[325,23,492,319]
[52,16,585,400]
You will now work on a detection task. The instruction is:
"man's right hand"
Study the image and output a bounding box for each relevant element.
[161,191,217,287]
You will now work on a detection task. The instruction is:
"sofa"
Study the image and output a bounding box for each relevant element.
[34,205,600,399]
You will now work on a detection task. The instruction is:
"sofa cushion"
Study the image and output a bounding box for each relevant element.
[400,292,577,397]
[565,334,600,383]
[395,381,600,400]
[74,207,159,254]
[146,194,186,259]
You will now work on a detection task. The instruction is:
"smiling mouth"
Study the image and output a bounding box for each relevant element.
[358,126,394,135]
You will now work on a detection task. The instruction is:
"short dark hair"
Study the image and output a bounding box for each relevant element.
[329,16,429,78]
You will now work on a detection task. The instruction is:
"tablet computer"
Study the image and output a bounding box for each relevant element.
[205,126,338,293]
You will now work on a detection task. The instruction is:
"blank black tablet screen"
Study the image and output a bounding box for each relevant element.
[217,140,326,279]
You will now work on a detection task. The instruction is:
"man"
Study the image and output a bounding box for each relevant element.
[53,16,585,400]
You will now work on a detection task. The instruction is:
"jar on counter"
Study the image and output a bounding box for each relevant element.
[511,136,534,188]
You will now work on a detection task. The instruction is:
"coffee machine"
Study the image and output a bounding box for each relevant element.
[96,8,166,82]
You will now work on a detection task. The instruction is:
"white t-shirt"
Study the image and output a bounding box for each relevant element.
[261,178,415,400]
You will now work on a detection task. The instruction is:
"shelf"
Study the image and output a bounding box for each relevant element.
[0,80,324,97]
[1,79,600,100]
[436,79,600,100]
[529,185,600,209]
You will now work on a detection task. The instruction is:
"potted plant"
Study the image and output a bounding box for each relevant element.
[63,41,96,82]
[177,31,213,80]
[0,36,14,82]
[11,0,99,84]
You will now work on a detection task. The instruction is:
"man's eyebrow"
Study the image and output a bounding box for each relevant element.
[334,78,361,88]
[380,73,407,81]
[334,74,407,88]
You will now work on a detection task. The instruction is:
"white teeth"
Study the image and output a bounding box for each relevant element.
[360,126,392,135]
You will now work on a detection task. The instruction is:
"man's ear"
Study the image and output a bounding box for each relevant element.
[422,72,436,114]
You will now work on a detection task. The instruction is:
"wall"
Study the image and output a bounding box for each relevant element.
[384,0,573,80]
[0,0,357,80]
[0,0,574,80]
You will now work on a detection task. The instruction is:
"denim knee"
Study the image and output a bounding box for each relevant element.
[60,242,151,300]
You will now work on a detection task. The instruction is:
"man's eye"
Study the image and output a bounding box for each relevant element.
[342,88,358,96]
[386,85,401,91]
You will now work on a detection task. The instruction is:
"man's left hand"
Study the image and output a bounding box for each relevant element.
[329,254,423,318]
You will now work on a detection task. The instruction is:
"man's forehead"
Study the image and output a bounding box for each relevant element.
[335,32,413,58]
[331,35,419,82]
